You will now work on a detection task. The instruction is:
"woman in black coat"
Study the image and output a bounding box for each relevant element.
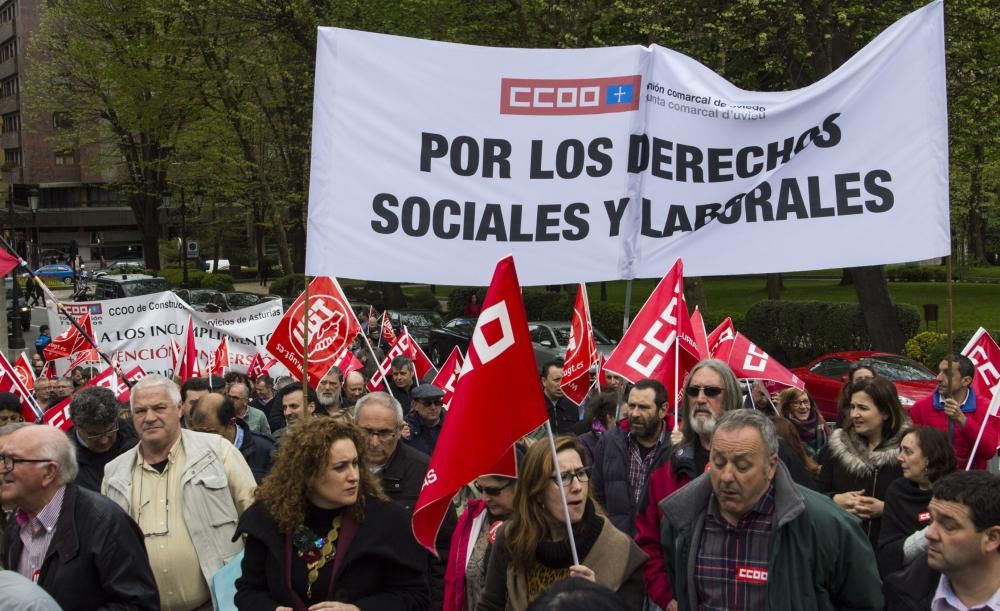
[234,418,429,610]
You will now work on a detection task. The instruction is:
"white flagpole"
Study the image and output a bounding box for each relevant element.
[965,387,1000,471]
[543,420,579,566]
[673,334,680,430]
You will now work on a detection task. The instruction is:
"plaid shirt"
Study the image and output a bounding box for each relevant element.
[16,485,66,581]
[695,484,775,611]
[626,426,667,505]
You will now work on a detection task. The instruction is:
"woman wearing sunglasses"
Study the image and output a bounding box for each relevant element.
[477,436,646,611]
[819,376,910,548]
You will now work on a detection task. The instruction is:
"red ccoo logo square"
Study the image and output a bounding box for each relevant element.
[500,75,642,116]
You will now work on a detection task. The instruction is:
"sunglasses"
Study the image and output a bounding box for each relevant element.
[685,385,723,398]
[474,480,513,496]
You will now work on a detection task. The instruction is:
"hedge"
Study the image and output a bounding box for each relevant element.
[924,328,990,370]
[269,274,307,298]
[742,300,922,367]
[904,331,946,367]
[446,288,486,319]
[159,268,207,288]
[201,273,234,292]
[406,290,443,312]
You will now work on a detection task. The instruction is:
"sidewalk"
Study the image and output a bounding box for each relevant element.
[233,280,271,296]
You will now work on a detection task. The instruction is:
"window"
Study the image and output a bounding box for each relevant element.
[0,74,17,98]
[3,147,20,167]
[52,112,73,129]
[1,111,17,133]
[54,150,76,165]
[0,4,14,25]
[0,37,16,63]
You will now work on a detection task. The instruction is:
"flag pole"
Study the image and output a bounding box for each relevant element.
[964,387,1000,470]
[946,255,954,445]
[360,326,392,388]
[543,420,580,566]
[622,279,633,336]
[302,277,310,386]
[673,334,680,430]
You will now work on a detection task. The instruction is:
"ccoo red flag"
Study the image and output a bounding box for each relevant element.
[689,307,710,360]
[707,317,736,357]
[430,346,464,411]
[330,347,364,377]
[178,316,202,383]
[209,336,231,376]
[367,327,436,392]
[560,284,597,406]
[266,276,361,388]
[381,312,398,345]
[43,313,94,360]
[66,348,101,371]
[962,327,1000,404]
[714,332,804,390]
[412,256,547,554]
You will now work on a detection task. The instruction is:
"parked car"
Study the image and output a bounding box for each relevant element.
[94,260,146,278]
[35,263,86,285]
[790,351,937,421]
[529,321,617,371]
[6,278,30,332]
[91,274,171,300]
[175,288,223,311]
[386,309,444,349]
[200,259,230,273]
[426,317,477,365]
[204,291,278,312]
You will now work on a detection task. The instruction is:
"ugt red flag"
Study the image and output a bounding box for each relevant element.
[330,347,364,376]
[707,317,736,357]
[44,313,94,360]
[604,259,701,394]
[714,332,804,391]
[14,352,35,392]
[689,307,710,360]
[560,284,598,406]
[0,352,43,422]
[412,256,547,554]
[381,312,398,345]
[209,336,231,376]
[962,327,1000,403]
[431,346,464,411]
[266,276,361,388]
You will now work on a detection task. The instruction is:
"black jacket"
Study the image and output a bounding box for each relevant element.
[266,398,285,433]
[235,418,276,483]
[591,425,672,536]
[403,410,445,456]
[2,483,159,611]
[67,418,139,493]
[546,395,585,435]
[883,555,939,611]
[876,477,933,578]
[380,442,456,611]
[234,497,430,610]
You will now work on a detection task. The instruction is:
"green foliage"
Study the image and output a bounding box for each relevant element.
[521,292,571,322]
[200,273,234,292]
[159,268,207,288]
[589,301,641,341]
[446,288,486,319]
[885,265,948,283]
[742,300,922,366]
[269,274,307,298]
[405,290,443,312]
[924,328,992,370]
[904,331,947,366]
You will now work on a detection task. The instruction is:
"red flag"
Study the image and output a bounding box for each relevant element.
[43,396,73,431]
[707,317,736,357]
[88,365,148,404]
[14,352,35,392]
[603,259,701,395]
[431,347,464,411]
[689,307,710,360]
[245,352,267,379]
[962,327,1000,404]
[412,256,548,554]
[43,313,94,360]
[266,276,361,388]
[66,348,101,371]
[381,312,398,345]
[209,336,231,376]
[560,284,597,406]
[0,248,20,277]
[0,351,44,422]
[367,328,436,392]
[714,332,804,390]
[178,316,202,382]
[330,347,364,377]
[170,338,182,374]
[43,361,57,380]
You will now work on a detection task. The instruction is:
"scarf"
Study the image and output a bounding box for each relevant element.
[790,408,821,443]
[534,500,603,569]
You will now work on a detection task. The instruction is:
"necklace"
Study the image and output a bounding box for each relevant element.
[293,514,343,599]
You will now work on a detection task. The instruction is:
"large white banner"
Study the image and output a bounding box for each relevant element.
[46,292,288,378]
[307,2,948,285]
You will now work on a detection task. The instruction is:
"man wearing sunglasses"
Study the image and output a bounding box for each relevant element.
[592,378,672,537]
[444,470,519,611]
[66,386,138,493]
[1,424,158,610]
[404,383,447,456]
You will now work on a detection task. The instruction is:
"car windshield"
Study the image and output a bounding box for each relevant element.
[446,318,475,334]
[227,293,260,308]
[869,356,935,381]
[121,279,170,297]
[400,312,443,328]
[548,324,613,346]
[188,290,216,305]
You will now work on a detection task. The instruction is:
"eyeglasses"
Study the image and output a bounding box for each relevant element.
[81,424,119,442]
[360,427,397,441]
[551,466,591,487]
[415,399,443,406]
[0,454,53,473]
[686,385,723,398]
[787,399,811,407]
[474,480,513,496]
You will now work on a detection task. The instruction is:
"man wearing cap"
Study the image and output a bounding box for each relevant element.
[404,383,447,456]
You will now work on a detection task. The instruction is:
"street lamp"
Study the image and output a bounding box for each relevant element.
[7,183,23,349]
[28,187,39,269]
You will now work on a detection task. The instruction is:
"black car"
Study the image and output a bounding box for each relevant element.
[204,291,279,312]
[386,309,444,351]
[426,317,477,365]
[175,288,223,311]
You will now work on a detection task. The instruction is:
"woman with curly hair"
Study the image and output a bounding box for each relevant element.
[234,417,429,610]
[477,436,646,611]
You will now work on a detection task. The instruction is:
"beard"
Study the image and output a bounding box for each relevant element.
[690,409,717,437]
[317,392,340,408]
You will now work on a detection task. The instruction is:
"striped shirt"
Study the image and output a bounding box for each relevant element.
[695,484,775,610]
[16,486,66,581]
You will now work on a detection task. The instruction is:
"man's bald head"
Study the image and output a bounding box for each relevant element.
[1,424,78,512]
[344,370,366,404]
[188,393,236,443]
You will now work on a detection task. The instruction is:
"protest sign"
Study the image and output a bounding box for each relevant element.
[46,291,286,378]
[307,3,947,285]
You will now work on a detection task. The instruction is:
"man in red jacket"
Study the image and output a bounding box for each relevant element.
[910,355,999,470]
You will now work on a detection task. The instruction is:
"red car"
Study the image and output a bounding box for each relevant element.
[790,351,937,422]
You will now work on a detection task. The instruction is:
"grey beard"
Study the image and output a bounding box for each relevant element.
[690,413,716,437]
[318,394,341,407]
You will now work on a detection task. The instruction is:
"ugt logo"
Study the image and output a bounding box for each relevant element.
[287,295,352,363]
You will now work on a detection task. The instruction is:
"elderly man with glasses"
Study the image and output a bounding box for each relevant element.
[355,391,456,610]
[0,424,158,610]
[66,386,138,492]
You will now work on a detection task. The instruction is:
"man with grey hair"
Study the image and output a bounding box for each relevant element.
[658,409,883,610]
[67,386,138,492]
[102,373,256,611]
[355,391,455,609]
[317,365,345,414]
[225,378,271,436]
[1,424,157,609]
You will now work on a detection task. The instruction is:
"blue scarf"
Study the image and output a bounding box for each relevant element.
[932,387,978,414]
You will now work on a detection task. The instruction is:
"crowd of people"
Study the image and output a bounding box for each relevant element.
[1,339,999,610]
